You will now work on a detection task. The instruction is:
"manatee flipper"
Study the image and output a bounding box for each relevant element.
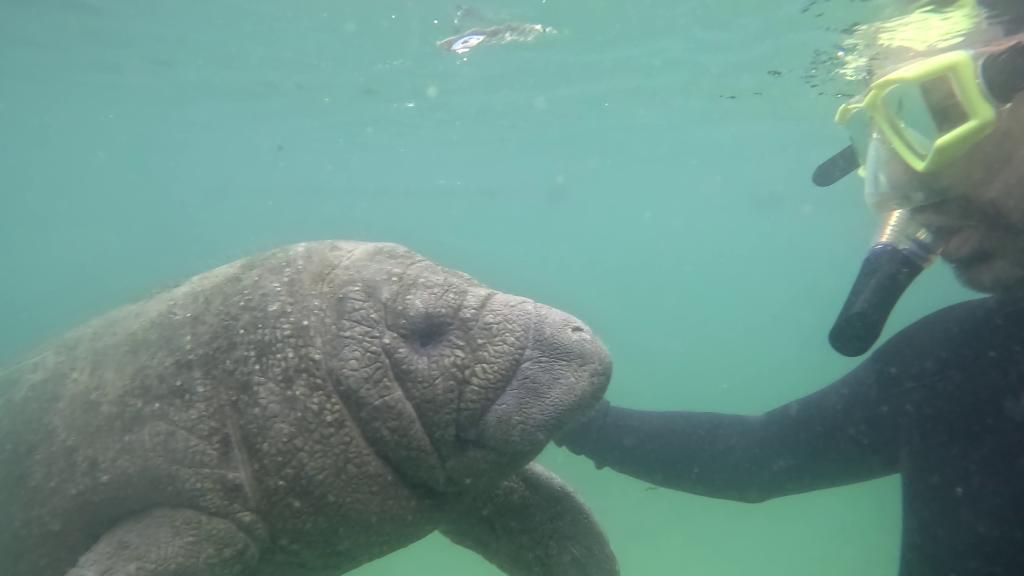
[440,462,619,576]
[67,508,258,576]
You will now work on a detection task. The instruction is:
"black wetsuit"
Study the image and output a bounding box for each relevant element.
[560,296,1024,576]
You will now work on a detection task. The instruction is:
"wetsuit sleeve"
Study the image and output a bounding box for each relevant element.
[558,356,901,503]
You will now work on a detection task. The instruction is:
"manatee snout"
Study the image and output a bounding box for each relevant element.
[477,301,612,457]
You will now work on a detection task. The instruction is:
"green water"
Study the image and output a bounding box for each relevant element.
[0,1,978,574]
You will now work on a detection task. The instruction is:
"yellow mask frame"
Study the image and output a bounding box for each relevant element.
[835,50,997,174]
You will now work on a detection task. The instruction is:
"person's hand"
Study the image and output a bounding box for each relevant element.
[553,399,610,453]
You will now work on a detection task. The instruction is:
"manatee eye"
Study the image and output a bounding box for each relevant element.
[405,314,451,350]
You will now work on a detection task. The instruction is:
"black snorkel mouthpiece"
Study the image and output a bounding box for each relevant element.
[829,210,939,357]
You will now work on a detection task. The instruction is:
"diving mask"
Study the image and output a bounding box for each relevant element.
[813,40,1024,189]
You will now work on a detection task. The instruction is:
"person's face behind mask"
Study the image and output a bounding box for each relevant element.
[867,28,1024,295]
[908,92,1024,295]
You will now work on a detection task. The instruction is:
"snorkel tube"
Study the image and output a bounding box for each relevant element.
[829,210,939,356]
[828,140,942,357]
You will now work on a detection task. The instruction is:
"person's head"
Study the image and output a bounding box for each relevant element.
[837,0,1024,295]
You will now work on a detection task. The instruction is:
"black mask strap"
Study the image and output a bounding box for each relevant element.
[982,41,1024,104]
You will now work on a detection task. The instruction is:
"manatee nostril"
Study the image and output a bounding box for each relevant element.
[570,324,585,334]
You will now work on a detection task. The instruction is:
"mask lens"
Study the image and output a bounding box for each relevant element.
[881,83,941,156]
[880,74,970,158]
[921,74,969,132]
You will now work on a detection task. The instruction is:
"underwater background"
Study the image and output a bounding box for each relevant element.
[0,0,977,574]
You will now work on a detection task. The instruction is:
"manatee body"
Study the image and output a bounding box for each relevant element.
[0,241,616,576]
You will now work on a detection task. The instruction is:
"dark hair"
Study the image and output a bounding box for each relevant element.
[980,0,1024,35]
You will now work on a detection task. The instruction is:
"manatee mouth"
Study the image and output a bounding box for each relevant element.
[441,299,611,488]
[450,295,533,445]
[473,311,611,460]
[442,363,565,490]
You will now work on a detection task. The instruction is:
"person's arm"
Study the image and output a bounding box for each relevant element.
[559,356,902,503]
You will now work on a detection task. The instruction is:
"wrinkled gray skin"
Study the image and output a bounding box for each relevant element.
[0,241,616,576]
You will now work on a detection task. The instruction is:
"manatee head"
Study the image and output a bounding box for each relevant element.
[319,242,611,493]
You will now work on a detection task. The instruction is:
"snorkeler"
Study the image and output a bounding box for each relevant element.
[438,23,554,54]
[559,1,1024,574]
[436,7,555,55]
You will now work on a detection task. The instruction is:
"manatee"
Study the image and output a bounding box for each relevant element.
[0,241,616,576]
